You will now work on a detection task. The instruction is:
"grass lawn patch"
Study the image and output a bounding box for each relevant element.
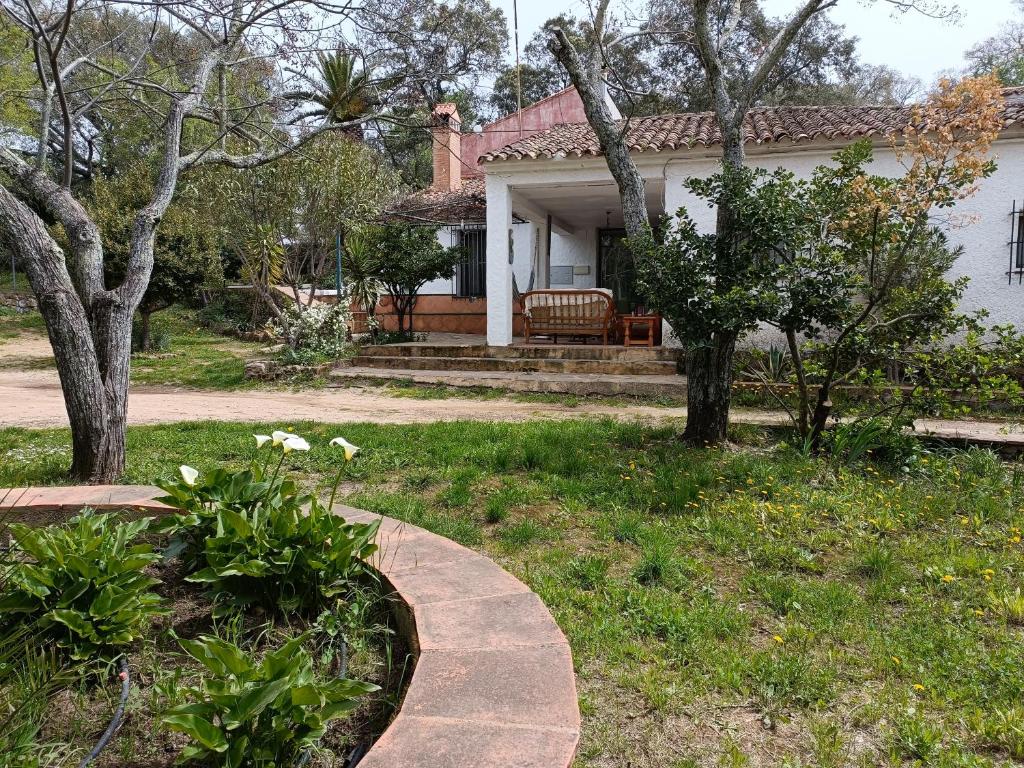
[0,307,266,389]
[0,305,46,339]
[128,310,263,389]
[2,419,1023,767]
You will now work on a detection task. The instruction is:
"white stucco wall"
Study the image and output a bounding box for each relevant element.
[549,229,597,288]
[419,221,536,295]
[662,139,1024,334]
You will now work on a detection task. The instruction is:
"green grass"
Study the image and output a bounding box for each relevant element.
[380,381,689,409]
[0,306,45,340]
[0,307,263,389]
[0,270,32,295]
[2,419,1023,766]
[128,310,262,389]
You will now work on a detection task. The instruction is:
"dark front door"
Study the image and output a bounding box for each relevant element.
[598,228,639,314]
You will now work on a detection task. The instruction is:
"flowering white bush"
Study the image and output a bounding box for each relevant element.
[271,300,353,361]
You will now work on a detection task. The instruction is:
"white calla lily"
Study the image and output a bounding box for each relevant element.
[179,465,199,486]
[282,436,310,453]
[272,430,298,446]
[329,437,360,461]
[254,434,272,448]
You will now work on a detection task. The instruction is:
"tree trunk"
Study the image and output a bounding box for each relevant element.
[785,328,810,440]
[683,332,737,446]
[547,28,648,238]
[809,382,833,452]
[138,310,152,352]
[0,186,133,483]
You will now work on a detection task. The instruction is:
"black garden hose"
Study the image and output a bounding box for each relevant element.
[77,656,130,768]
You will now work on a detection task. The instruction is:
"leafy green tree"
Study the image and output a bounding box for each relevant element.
[635,165,811,438]
[91,165,223,351]
[775,78,1002,445]
[638,79,1002,449]
[357,0,507,106]
[211,134,401,328]
[549,0,962,446]
[361,224,464,337]
[490,6,918,119]
[0,0,414,482]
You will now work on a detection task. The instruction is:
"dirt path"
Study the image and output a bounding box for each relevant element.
[4,330,1023,445]
[0,367,697,428]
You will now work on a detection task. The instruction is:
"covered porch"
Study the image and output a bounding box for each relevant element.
[484,168,667,347]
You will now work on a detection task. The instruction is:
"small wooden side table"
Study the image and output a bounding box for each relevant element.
[622,314,659,347]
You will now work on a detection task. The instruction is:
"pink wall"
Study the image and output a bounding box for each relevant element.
[459,87,588,177]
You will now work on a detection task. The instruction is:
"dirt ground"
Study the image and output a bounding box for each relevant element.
[3,328,1022,446]
[0,366,698,428]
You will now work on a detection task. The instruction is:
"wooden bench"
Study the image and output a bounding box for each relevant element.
[522,289,615,345]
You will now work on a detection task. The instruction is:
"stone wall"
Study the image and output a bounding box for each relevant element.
[0,293,37,312]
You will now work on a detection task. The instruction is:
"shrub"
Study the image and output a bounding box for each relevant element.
[162,633,378,767]
[271,301,353,362]
[824,417,919,468]
[0,512,163,660]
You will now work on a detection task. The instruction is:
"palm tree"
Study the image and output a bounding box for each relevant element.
[302,51,398,127]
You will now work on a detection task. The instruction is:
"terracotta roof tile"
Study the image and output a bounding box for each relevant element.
[386,177,488,225]
[481,88,1024,163]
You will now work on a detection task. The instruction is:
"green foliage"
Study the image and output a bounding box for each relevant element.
[156,461,379,614]
[305,50,398,124]
[354,224,464,336]
[0,512,163,660]
[162,633,378,767]
[0,23,35,134]
[91,163,224,326]
[4,419,1024,765]
[823,417,919,468]
[634,164,812,348]
[271,301,354,360]
[965,4,1024,87]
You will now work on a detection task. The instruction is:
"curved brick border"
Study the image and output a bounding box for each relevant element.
[1,487,581,768]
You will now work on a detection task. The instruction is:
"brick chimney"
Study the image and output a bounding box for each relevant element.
[430,103,462,192]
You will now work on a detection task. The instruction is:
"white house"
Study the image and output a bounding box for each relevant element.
[390,87,1024,346]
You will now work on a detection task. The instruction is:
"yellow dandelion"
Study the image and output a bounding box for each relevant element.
[773,635,784,644]
[942,574,955,583]
[913,684,925,691]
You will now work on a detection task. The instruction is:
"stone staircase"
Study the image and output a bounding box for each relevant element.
[330,343,687,397]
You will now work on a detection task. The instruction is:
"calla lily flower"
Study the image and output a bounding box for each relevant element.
[282,436,310,453]
[329,437,360,461]
[272,430,298,446]
[179,465,199,486]
[254,434,272,448]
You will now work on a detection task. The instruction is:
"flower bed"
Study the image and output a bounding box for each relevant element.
[0,432,400,767]
[1,432,581,768]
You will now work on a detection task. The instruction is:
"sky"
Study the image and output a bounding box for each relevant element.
[496,0,1020,85]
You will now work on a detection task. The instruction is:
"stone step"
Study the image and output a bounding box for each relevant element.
[351,355,678,376]
[329,366,688,398]
[358,343,682,363]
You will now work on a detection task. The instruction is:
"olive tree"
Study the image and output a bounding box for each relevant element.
[546,0,959,446]
[0,0,431,482]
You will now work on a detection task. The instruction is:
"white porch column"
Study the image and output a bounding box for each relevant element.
[486,174,514,346]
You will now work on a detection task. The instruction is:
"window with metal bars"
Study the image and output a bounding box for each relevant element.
[1009,202,1024,284]
[455,228,486,298]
